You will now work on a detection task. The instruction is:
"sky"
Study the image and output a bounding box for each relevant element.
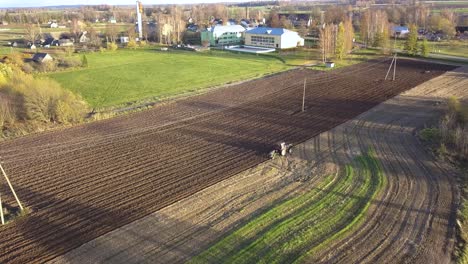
[0,0,252,8]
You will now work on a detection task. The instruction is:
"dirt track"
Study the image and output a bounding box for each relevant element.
[0,58,456,263]
[48,66,468,264]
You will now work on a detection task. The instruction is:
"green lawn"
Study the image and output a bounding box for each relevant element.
[190,151,385,263]
[393,39,468,58]
[311,48,380,71]
[274,48,321,66]
[430,40,468,58]
[47,49,289,108]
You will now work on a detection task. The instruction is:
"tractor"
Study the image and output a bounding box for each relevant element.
[269,142,293,159]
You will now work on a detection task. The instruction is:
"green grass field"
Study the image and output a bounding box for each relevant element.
[311,48,380,71]
[382,38,468,58]
[190,151,385,264]
[47,49,289,108]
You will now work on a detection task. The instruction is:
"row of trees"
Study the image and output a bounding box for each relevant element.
[319,19,354,62]
[404,24,429,57]
[360,10,390,52]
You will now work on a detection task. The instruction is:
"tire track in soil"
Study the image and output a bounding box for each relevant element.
[51,66,464,264]
[308,68,467,264]
[0,59,455,263]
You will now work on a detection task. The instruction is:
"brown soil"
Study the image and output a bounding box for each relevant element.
[50,66,467,264]
[0,58,456,263]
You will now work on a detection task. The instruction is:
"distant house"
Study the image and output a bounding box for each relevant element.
[201,25,246,46]
[50,22,58,28]
[32,53,53,63]
[393,26,409,37]
[244,27,304,49]
[59,39,74,46]
[30,44,37,50]
[0,21,8,26]
[109,17,117,24]
[227,19,237,26]
[120,36,129,43]
[79,31,89,43]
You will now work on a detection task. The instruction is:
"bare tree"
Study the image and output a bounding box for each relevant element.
[106,23,118,43]
[268,10,280,27]
[142,22,150,41]
[319,24,335,63]
[86,26,102,47]
[127,25,136,40]
[297,19,308,37]
[344,18,354,54]
[70,18,82,42]
[24,23,39,44]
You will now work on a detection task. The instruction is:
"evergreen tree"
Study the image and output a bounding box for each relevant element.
[335,22,345,60]
[420,38,429,57]
[373,31,383,48]
[81,55,88,68]
[404,24,418,56]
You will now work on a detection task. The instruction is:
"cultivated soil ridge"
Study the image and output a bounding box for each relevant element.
[49,65,468,264]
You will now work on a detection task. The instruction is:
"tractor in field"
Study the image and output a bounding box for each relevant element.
[269,142,293,159]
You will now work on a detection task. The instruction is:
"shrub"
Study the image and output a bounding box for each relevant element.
[448,96,461,115]
[419,128,441,143]
[0,97,14,128]
[139,40,147,48]
[57,57,82,68]
[127,40,138,49]
[36,60,58,73]
[64,46,75,57]
[0,63,13,86]
[1,71,88,124]
[21,63,34,74]
[107,42,118,51]
[438,143,448,159]
[99,47,107,53]
[2,53,25,68]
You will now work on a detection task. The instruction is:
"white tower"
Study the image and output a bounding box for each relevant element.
[136,1,143,40]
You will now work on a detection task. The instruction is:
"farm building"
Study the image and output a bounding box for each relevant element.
[79,31,89,43]
[120,36,129,43]
[244,27,304,49]
[201,25,246,46]
[392,26,409,37]
[32,53,53,63]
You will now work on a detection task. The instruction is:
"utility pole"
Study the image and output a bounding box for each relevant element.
[302,78,306,112]
[0,193,4,225]
[0,161,24,212]
[385,54,397,81]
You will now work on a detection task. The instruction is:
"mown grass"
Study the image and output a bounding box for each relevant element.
[190,151,385,264]
[311,48,380,71]
[47,49,290,108]
[392,38,468,58]
[274,48,321,66]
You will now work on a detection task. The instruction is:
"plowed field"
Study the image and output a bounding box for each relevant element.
[0,58,456,263]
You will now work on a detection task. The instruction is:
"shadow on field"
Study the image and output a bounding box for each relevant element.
[0,59,459,264]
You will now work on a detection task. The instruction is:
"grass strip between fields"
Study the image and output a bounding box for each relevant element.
[189,150,385,264]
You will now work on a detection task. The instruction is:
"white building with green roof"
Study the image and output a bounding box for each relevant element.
[201,25,246,46]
